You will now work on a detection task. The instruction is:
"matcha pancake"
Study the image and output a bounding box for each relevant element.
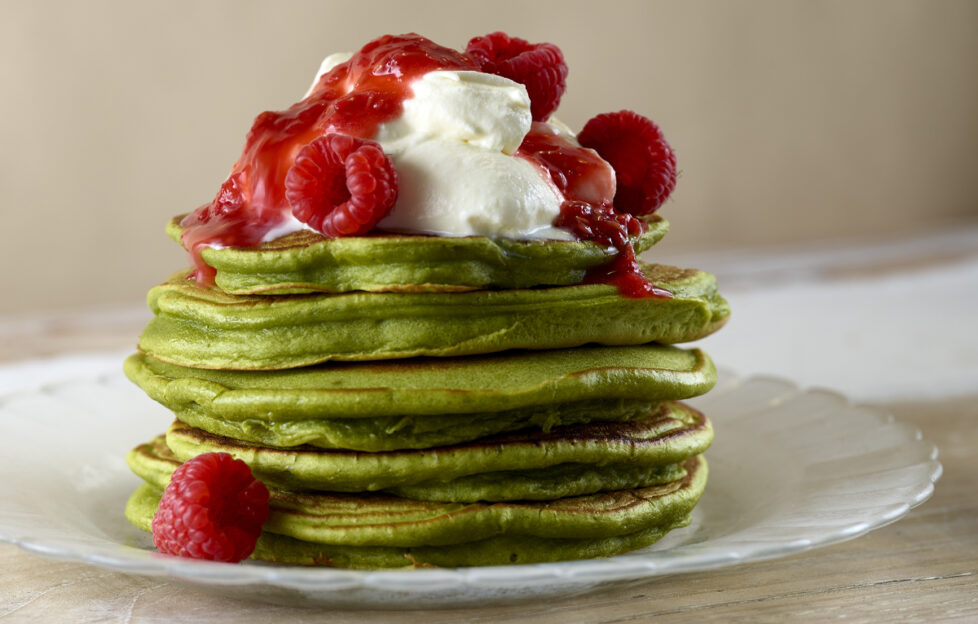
[125,455,706,567]
[167,214,670,295]
[124,345,715,451]
[161,401,712,494]
[139,263,729,370]
[130,433,688,502]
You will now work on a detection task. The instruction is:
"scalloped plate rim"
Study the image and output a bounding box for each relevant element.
[0,367,941,607]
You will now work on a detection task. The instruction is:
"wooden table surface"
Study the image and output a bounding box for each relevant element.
[2,237,977,622]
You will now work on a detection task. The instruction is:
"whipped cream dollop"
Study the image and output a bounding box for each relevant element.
[301,57,573,241]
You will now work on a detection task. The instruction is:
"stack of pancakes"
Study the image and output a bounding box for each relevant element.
[124,214,729,567]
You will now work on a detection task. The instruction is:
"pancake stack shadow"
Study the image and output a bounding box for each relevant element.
[123,215,729,567]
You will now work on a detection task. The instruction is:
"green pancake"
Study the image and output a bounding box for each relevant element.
[125,455,706,567]
[130,433,688,502]
[167,214,670,295]
[124,345,715,451]
[138,263,729,370]
[162,401,712,493]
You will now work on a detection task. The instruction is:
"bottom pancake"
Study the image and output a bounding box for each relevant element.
[125,455,706,568]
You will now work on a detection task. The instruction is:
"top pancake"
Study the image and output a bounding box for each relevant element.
[167,214,670,294]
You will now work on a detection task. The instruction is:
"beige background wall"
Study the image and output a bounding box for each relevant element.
[2,0,976,314]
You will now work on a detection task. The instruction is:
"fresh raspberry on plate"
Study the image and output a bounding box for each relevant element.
[285,133,399,237]
[466,32,568,121]
[577,110,677,216]
[152,452,269,563]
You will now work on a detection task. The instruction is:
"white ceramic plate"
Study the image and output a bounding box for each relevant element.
[0,368,940,609]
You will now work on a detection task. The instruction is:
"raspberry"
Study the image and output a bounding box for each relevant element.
[577,110,677,216]
[152,452,269,563]
[466,32,568,121]
[285,133,398,237]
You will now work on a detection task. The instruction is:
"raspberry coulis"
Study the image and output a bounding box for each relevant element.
[517,122,670,298]
[180,33,666,298]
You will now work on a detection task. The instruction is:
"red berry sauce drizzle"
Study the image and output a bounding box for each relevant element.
[517,123,671,298]
[180,33,669,298]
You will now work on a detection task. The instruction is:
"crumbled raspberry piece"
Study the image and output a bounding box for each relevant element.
[577,110,677,216]
[152,452,269,563]
[554,200,643,249]
[466,32,568,121]
[285,133,398,237]
[189,172,248,226]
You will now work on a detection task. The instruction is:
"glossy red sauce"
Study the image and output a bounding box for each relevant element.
[517,123,670,298]
[180,33,668,298]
